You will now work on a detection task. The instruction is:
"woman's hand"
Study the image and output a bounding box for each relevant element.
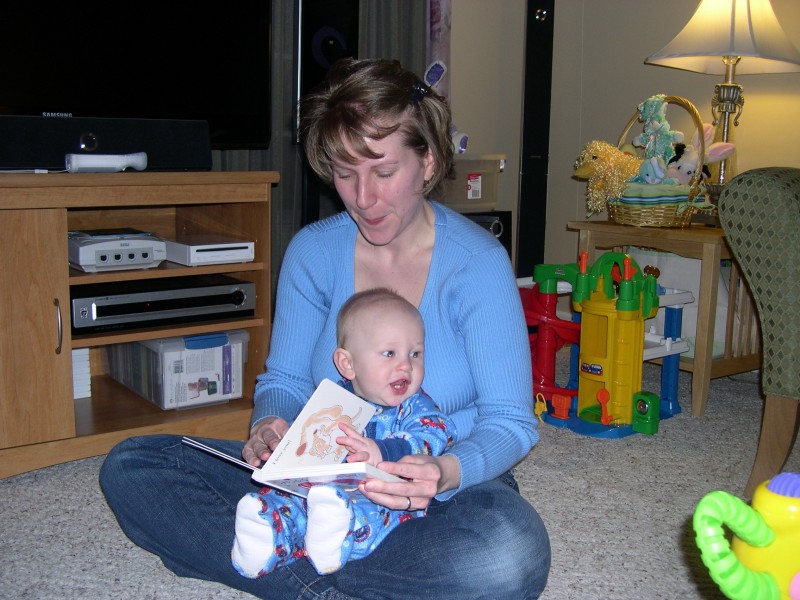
[359,454,461,511]
[242,417,290,467]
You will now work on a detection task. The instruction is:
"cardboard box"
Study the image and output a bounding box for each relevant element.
[436,154,506,212]
[72,347,91,399]
[107,330,249,409]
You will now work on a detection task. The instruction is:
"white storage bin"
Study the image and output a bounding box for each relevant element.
[107,330,249,409]
[436,154,506,212]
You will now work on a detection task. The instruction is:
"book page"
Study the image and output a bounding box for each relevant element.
[181,380,397,500]
[253,462,404,498]
[261,378,376,471]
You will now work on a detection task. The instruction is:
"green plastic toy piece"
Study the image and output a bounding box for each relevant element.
[533,263,579,294]
[693,491,780,600]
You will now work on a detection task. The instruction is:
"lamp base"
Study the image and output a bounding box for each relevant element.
[704,183,725,206]
[692,183,723,226]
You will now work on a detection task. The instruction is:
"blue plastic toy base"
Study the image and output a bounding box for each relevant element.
[542,413,634,438]
[541,399,680,439]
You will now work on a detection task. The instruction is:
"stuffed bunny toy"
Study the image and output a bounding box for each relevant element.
[666,124,735,185]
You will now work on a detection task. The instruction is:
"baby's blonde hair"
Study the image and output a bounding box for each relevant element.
[336,288,424,348]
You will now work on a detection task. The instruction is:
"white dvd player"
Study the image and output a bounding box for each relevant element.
[164,235,255,266]
[68,228,167,272]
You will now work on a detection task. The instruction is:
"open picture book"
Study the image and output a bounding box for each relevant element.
[182,378,404,498]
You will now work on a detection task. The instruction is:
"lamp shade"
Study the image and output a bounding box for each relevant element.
[645,0,800,75]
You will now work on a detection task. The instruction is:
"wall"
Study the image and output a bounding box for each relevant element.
[269,1,799,273]
[448,0,527,260]
[547,0,800,265]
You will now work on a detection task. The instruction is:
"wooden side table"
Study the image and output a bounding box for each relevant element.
[567,221,760,416]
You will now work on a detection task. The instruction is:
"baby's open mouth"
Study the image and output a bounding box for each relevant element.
[390,379,409,394]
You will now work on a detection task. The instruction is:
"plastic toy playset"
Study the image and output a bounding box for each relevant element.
[693,472,800,600]
[520,251,692,438]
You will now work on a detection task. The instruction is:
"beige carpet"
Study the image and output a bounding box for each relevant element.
[2,352,798,600]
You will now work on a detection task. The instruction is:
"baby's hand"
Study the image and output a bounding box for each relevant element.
[337,422,382,466]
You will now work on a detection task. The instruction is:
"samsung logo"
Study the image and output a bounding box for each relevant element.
[42,112,73,118]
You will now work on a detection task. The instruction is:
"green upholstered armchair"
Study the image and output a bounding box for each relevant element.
[718,167,800,497]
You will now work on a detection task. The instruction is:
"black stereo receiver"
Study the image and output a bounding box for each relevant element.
[70,274,256,333]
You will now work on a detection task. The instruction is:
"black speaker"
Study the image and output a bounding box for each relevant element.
[300,0,360,97]
[464,211,513,259]
[299,0,360,225]
[0,115,212,172]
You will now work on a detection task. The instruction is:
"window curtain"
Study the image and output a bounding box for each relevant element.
[359,0,427,76]
[213,1,427,303]
[211,0,301,302]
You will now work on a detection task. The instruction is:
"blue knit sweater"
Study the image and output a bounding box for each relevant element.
[253,201,537,500]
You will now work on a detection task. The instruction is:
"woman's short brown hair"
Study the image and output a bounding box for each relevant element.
[300,58,454,197]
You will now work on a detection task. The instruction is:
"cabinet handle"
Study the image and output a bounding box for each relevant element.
[54,298,63,355]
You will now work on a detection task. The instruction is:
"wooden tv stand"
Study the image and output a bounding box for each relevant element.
[0,171,278,478]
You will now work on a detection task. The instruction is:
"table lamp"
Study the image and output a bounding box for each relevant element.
[645,0,800,185]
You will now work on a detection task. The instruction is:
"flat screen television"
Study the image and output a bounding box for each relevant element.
[0,4,272,150]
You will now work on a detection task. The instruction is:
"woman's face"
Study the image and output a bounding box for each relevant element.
[332,130,435,247]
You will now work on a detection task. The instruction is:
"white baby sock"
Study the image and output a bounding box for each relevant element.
[231,493,275,578]
[305,485,354,575]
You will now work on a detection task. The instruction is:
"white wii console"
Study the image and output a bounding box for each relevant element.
[164,235,255,266]
[68,229,167,273]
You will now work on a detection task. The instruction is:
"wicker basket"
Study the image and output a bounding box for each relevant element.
[607,95,705,228]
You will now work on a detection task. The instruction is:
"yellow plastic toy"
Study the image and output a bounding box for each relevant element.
[694,472,800,599]
[571,252,658,428]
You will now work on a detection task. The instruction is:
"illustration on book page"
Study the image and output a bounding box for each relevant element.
[263,378,376,470]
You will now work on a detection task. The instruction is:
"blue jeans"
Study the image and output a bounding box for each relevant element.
[99,435,551,599]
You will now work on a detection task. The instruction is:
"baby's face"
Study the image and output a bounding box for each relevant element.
[346,309,424,407]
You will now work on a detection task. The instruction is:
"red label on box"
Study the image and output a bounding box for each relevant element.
[467,173,482,199]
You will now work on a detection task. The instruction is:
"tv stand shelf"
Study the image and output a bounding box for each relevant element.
[0,171,279,478]
[69,260,266,285]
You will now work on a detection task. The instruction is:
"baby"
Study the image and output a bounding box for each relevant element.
[232,287,455,576]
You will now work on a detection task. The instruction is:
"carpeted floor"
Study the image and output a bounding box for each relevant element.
[2,352,798,600]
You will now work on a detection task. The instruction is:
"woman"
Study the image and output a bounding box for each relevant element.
[100,58,551,599]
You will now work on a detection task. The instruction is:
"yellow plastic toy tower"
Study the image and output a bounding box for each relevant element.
[571,252,658,427]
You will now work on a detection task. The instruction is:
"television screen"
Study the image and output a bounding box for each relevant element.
[0,4,272,149]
